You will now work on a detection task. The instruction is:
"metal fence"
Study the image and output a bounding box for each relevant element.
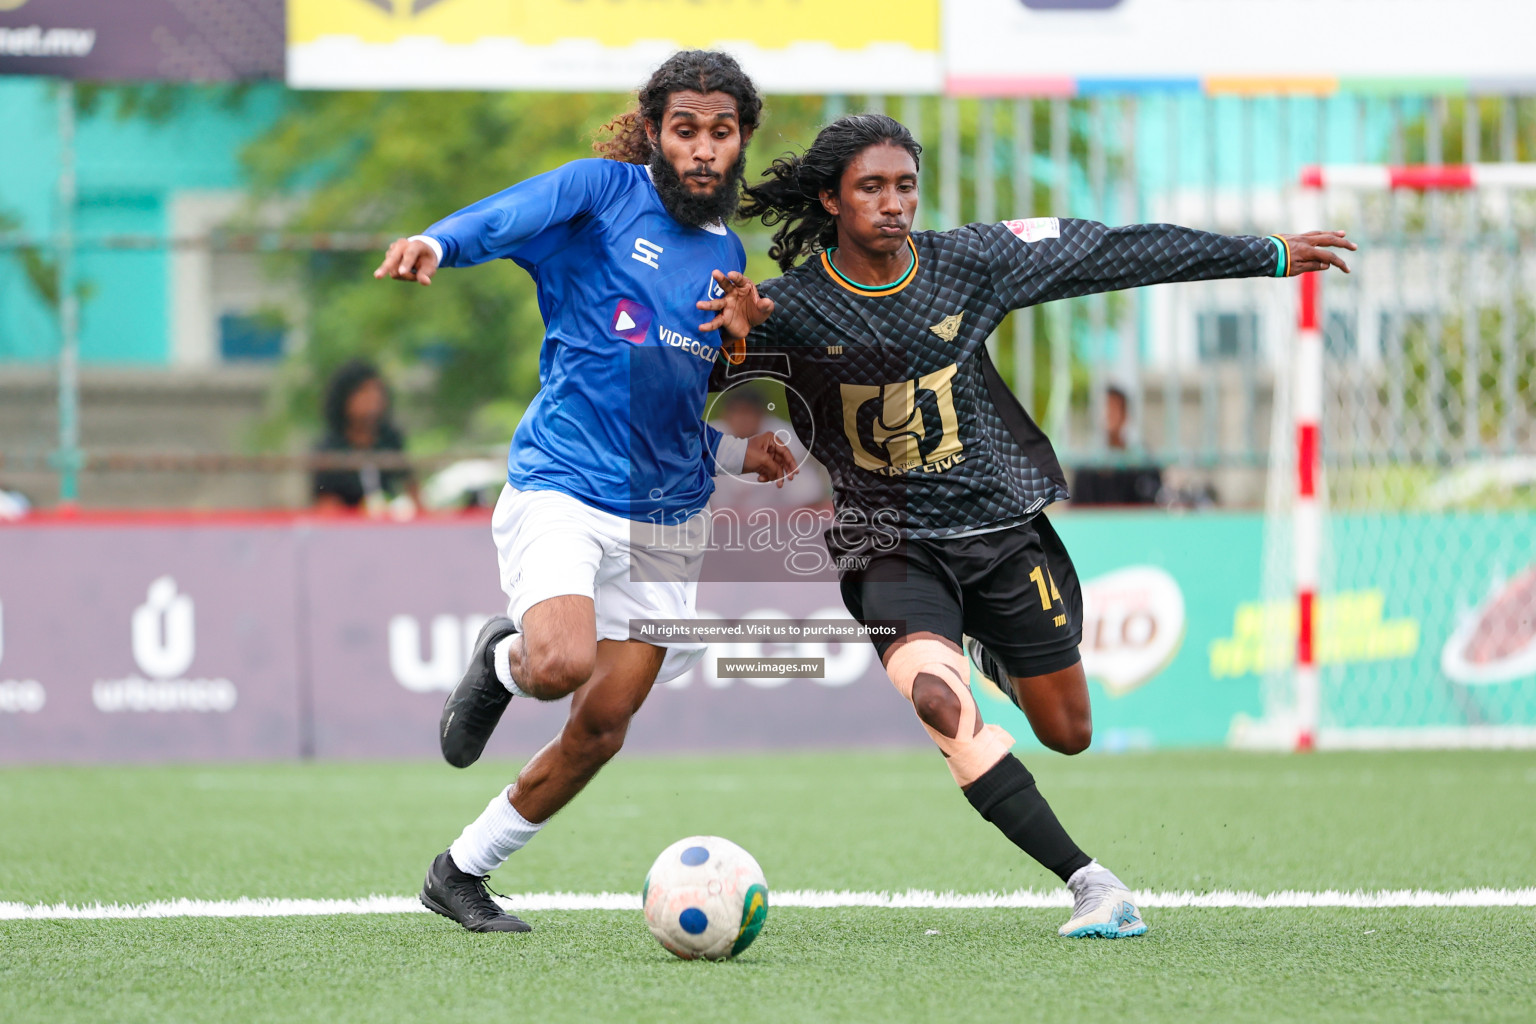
[3,91,1535,510]
[869,93,1536,509]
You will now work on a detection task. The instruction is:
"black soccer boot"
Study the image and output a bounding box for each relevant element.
[419,849,532,933]
[440,615,518,768]
[964,635,1023,710]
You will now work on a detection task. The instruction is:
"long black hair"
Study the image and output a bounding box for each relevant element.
[593,50,763,165]
[740,114,922,271]
[322,359,390,439]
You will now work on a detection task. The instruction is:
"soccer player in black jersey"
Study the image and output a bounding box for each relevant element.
[698,114,1354,938]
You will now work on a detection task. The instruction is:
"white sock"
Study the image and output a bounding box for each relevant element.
[492,635,533,698]
[448,785,544,877]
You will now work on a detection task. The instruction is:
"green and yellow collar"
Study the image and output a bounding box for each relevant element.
[820,237,919,297]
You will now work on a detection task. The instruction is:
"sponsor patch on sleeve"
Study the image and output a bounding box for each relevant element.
[1001,217,1060,243]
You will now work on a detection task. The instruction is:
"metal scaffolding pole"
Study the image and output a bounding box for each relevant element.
[54,81,82,506]
[902,95,926,232]
[977,99,999,360]
[1011,98,1034,409]
[940,97,961,230]
[1048,97,1071,444]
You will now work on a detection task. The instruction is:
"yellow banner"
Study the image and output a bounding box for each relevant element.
[290,0,937,53]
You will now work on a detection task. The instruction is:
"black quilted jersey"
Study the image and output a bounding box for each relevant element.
[714,218,1280,554]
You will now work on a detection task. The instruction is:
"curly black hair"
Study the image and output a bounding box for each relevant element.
[739,114,922,271]
[593,50,763,164]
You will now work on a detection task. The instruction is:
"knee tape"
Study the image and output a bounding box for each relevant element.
[884,640,1014,787]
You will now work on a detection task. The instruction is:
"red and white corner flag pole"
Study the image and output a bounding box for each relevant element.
[1293,178,1324,752]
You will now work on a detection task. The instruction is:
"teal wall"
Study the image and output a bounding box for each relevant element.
[0,80,286,365]
[0,79,60,363]
[1048,94,1422,221]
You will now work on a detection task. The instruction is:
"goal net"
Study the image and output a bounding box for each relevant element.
[1235,164,1536,750]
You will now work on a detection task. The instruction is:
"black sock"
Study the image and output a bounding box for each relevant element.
[965,754,1092,883]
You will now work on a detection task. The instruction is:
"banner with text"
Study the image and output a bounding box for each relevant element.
[0,0,282,80]
[2,511,1531,762]
[943,0,1536,96]
[287,0,940,93]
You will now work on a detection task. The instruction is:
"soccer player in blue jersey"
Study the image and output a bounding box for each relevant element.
[374,51,796,933]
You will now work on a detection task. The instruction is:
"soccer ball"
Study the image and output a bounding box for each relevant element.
[642,835,768,960]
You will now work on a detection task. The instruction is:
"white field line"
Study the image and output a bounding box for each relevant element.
[3,888,1535,921]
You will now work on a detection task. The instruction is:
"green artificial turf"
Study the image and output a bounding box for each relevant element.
[3,749,1535,1023]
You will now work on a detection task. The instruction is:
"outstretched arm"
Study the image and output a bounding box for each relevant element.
[986,219,1357,309]
[374,160,621,285]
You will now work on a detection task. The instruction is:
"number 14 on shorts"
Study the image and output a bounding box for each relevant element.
[1030,565,1067,628]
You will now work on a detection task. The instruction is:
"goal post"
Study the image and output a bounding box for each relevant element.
[1235,164,1536,752]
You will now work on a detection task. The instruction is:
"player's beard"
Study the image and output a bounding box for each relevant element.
[649,148,747,229]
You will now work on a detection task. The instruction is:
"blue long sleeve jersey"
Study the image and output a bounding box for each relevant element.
[423,159,746,523]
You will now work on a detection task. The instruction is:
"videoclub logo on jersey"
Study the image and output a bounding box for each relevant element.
[658,325,719,365]
[93,577,237,713]
[839,364,965,476]
[612,299,654,345]
[0,598,45,714]
[388,612,494,692]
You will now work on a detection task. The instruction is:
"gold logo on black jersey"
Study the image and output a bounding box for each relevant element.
[840,364,964,476]
[928,313,964,342]
[826,345,845,356]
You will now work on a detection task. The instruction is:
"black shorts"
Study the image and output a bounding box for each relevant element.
[839,513,1083,679]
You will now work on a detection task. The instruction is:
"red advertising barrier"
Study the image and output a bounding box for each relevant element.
[0,514,921,763]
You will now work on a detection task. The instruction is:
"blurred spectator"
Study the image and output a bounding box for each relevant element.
[1156,479,1221,510]
[312,360,418,515]
[710,385,830,510]
[1071,385,1162,506]
[1103,384,1132,452]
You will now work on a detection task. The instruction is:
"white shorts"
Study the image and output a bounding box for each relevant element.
[491,484,708,685]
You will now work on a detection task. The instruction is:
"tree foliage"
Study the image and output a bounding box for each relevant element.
[240,91,629,448]
[0,211,60,307]
[240,90,828,449]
